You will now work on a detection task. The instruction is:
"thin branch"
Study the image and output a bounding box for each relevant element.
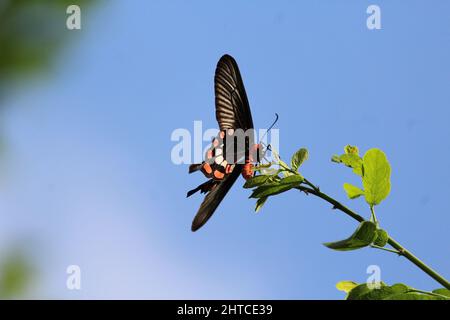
[370,205,378,225]
[370,244,402,255]
[296,182,450,290]
[303,178,320,192]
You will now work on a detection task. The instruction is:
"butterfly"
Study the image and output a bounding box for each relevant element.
[187,54,261,232]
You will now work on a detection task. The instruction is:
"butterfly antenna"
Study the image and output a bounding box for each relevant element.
[259,113,279,143]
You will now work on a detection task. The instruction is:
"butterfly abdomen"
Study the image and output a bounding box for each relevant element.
[241,161,253,180]
[241,143,261,180]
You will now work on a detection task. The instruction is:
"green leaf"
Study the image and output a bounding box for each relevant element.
[346,283,375,300]
[342,282,450,300]
[331,155,341,163]
[291,148,308,171]
[267,174,282,183]
[346,282,402,300]
[343,183,364,199]
[253,162,272,170]
[390,283,410,292]
[259,167,279,175]
[384,293,435,300]
[249,184,294,199]
[249,174,303,199]
[336,281,358,293]
[272,150,292,177]
[384,288,448,300]
[353,167,363,177]
[344,145,359,155]
[359,284,410,300]
[243,175,271,188]
[323,221,377,251]
[362,149,391,206]
[341,154,363,176]
[278,159,294,177]
[279,175,304,185]
[338,154,362,168]
[332,152,363,176]
[255,197,268,213]
[432,288,450,298]
[373,229,389,247]
[252,162,274,174]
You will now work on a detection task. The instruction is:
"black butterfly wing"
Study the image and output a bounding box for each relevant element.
[216,54,255,163]
[215,54,254,131]
[190,55,254,232]
[191,165,242,231]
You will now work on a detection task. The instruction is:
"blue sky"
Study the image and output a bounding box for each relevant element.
[0,0,449,298]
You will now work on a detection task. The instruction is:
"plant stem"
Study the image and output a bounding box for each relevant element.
[296,184,450,290]
[370,244,401,255]
[370,205,378,225]
[303,178,319,192]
